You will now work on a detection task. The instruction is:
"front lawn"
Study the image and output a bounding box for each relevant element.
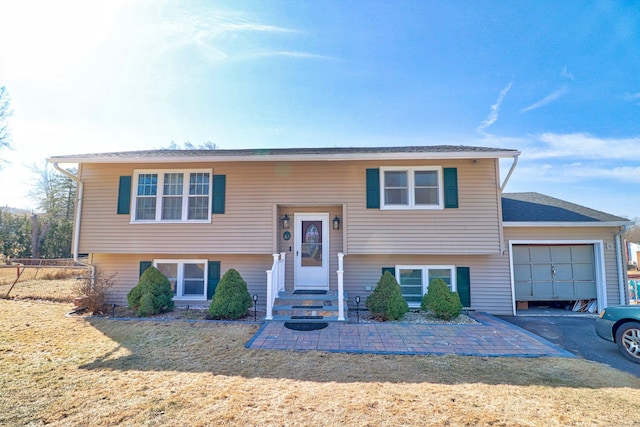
[1,298,639,426]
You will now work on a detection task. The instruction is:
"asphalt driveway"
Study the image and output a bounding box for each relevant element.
[499,315,640,377]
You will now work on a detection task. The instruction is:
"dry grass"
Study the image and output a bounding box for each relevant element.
[1,297,640,426]
[0,275,82,302]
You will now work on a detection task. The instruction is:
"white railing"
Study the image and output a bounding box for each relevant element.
[266,252,286,320]
[337,252,345,321]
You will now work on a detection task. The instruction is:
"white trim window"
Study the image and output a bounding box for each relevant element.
[395,265,456,307]
[380,166,443,209]
[155,259,208,300]
[133,169,212,222]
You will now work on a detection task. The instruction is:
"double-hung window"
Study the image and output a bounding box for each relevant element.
[133,170,212,222]
[155,260,207,300]
[380,166,443,209]
[395,265,456,307]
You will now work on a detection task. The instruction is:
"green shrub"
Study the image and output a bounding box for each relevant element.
[421,278,462,320]
[127,266,174,316]
[365,271,409,321]
[208,269,252,320]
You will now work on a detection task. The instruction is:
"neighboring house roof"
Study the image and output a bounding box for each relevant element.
[47,145,520,163]
[502,192,630,226]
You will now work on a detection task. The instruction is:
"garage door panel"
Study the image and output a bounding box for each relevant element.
[530,247,551,262]
[573,263,595,280]
[532,265,552,281]
[532,281,553,299]
[514,244,597,301]
[554,282,576,299]
[551,246,572,262]
[571,245,594,262]
[514,265,532,281]
[515,282,533,298]
[575,281,597,299]
[554,264,573,280]
[512,246,531,263]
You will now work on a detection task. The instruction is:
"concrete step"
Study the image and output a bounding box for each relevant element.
[272,304,341,317]
[271,315,343,322]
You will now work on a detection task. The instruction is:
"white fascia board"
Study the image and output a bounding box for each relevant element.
[47,150,521,164]
[503,221,632,227]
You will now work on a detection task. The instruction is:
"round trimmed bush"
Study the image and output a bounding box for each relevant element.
[208,269,252,320]
[127,266,175,317]
[421,278,462,320]
[365,271,409,321]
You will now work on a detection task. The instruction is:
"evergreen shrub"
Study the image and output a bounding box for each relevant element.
[208,268,252,320]
[421,278,462,320]
[127,266,174,316]
[365,271,409,321]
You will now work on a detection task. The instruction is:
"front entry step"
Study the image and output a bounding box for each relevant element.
[271,290,348,322]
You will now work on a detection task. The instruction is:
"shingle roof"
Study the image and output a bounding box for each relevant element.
[502,192,629,224]
[48,145,520,163]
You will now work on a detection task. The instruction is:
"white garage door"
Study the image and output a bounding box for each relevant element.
[513,245,597,301]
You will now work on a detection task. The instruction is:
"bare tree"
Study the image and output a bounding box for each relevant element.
[0,86,12,168]
[165,140,218,150]
[624,219,640,244]
[27,162,77,258]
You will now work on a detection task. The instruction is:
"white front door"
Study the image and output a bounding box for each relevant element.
[294,213,330,290]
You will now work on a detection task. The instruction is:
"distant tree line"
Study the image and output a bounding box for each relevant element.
[1,163,76,259]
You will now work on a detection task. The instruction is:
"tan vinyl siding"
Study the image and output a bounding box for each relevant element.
[504,226,624,306]
[78,158,501,255]
[93,251,514,314]
[343,254,513,315]
[92,253,273,307]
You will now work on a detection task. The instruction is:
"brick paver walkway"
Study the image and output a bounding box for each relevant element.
[246,312,575,357]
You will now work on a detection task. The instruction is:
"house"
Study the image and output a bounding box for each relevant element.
[48,145,631,318]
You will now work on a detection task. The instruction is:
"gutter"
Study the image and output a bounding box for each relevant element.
[500,154,519,191]
[53,163,83,263]
[615,228,628,305]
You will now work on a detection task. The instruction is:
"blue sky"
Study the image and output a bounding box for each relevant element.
[0,1,639,220]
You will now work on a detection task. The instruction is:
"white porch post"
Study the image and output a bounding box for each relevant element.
[337,252,344,321]
[265,253,281,321]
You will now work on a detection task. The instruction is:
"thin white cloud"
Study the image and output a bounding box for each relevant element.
[476,81,513,135]
[525,132,640,160]
[237,51,334,62]
[561,65,574,80]
[625,92,640,105]
[521,85,568,113]
[516,163,640,184]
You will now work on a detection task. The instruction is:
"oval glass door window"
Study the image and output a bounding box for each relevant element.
[302,222,322,266]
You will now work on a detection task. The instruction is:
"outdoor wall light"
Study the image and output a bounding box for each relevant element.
[253,294,258,321]
[332,215,341,230]
[282,214,290,229]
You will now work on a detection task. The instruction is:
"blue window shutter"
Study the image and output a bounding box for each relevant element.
[382,267,395,276]
[366,168,380,209]
[139,261,152,278]
[117,176,132,215]
[207,261,221,299]
[443,168,458,209]
[456,266,470,307]
[212,175,226,214]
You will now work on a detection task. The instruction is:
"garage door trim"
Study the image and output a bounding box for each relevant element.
[508,240,606,316]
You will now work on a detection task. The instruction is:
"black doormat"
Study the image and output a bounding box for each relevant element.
[292,290,327,295]
[291,305,323,309]
[284,322,329,331]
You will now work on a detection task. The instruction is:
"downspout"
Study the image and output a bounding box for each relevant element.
[53,163,83,263]
[500,154,519,191]
[615,228,628,305]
